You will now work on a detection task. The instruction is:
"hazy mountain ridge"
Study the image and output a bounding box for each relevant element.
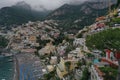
[0,0,118,31]
[46,0,117,33]
[0,1,50,27]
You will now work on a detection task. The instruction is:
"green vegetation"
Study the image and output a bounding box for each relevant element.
[110,0,120,11]
[64,36,74,43]
[77,33,83,38]
[65,61,71,72]
[86,28,120,80]
[86,53,95,58]
[109,17,120,26]
[36,37,51,50]
[41,69,57,80]
[47,3,108,33]
[112,18,120,24]
[116,0,120,7]
[0,35,8,48]
[86,28,120,51]
[52,33,64,45]
[76,60,82,69]
[81,58,86,65]
[99,67,118,80]
[0,4,49,26]
[81,67,90,80]
[65,44,75,56]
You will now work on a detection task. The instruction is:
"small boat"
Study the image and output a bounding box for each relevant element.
[8,59,13,62]
[3,53,13,57]
[9,69,13,71]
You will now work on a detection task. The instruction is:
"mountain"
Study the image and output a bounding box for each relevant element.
[0,1,50,27]
[47,0,117,33]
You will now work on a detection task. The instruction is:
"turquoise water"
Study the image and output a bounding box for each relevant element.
[93,59,99,64]
[0,56,14,80]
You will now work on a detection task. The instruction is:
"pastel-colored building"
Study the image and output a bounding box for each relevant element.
[39,43,56,55]
[47,65,54,72]
[29,36,36,43]
[50,56,58,65]
[91,65,104,80]
[56,57,77,79]
[73,38,85,47]
[21,48,37,53]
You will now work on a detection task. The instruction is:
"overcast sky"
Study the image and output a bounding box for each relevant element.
[0,0,88,10]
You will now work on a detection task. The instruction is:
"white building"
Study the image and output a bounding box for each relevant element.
[50,56,57,65]
[91,65,104,80]
[57,46,67,56]
[73,38,85,47]
[73,38,88,52]
[69,48,84,59]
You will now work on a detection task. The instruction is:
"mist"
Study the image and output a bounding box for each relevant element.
[0,0,88,11]
[0,0,117,11]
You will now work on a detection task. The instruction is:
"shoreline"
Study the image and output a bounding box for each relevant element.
[0,55,14,80]
[13,56,19,80]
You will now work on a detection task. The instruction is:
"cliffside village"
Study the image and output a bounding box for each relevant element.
[0,8,120,80]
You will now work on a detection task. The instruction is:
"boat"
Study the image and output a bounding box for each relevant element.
[8,59,13,62]
[3,53,13,57]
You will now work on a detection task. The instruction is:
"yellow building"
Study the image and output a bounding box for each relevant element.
[109,9,118,17]
[56,57,77,79]
[47,65,54,72]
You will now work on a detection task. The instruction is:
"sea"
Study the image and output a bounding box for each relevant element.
[0,56,14,80]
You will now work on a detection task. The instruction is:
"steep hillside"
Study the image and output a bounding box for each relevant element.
[47,1,117,33]
[0,1,50,27]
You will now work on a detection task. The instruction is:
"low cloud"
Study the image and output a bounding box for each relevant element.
[0,0,115,11]
[26,0,88,11]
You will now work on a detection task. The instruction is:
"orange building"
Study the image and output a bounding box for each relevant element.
[96,16,106,22]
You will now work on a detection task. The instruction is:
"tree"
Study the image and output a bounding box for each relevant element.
[116,0,120,7]
[81,67,90,80]
[43,69,56,80]
[65,61,71,72]
[65,61,71,80]
[86,28,120,80]
[81,58,86,65]
[0,35,8,48]
[99,67,118,80]
[77,60,82,69]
